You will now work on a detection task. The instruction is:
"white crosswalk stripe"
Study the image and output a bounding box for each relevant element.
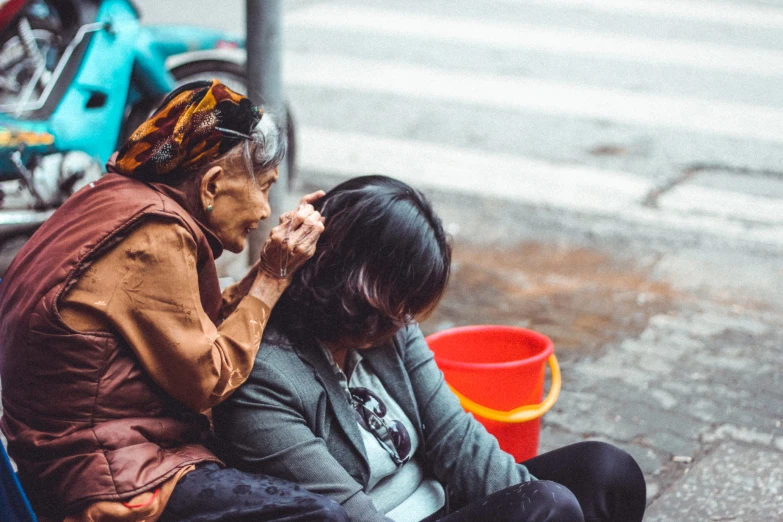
[284,52,783,144]
[500,0,783,30]
[299,126,783,247]
[287,6,783,77]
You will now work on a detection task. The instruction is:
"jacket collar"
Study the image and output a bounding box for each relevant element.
[269,325,426,483]
[290,334,372,483]
[362,337,424,444]
[288,331,425,480]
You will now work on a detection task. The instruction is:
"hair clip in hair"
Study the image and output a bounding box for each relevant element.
[215,127,253,141]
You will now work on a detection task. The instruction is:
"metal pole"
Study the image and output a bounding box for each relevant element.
[246,0,287,264]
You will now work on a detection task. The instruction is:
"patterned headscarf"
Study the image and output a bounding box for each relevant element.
[114,80,263,183]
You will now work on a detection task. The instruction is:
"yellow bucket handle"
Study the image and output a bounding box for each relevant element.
[447,354,561,423]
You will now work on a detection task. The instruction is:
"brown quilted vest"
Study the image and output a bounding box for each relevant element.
[0,174,223,516]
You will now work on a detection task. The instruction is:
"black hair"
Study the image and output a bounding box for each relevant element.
[274,175,452,345]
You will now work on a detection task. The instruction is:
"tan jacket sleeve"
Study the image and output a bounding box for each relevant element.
[220,260,262,318]
[60,219,270,412]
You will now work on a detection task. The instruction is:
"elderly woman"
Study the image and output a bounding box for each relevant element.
[214,175,647,522]
[0,81,346,522]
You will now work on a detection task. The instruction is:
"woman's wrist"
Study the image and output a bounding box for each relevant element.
[248,270,290,306]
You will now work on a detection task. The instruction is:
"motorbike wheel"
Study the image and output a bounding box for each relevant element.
[0,21,61,107]
[167,60,297,189]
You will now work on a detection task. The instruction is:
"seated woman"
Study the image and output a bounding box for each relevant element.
[214,175,647,522]
[0,81,345,522]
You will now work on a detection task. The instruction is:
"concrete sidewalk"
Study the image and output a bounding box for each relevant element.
[302,171,783,521]
[418,191,782,521]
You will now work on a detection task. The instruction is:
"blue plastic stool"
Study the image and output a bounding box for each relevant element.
[1,440,36,522]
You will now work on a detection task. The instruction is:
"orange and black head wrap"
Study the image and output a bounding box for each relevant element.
[114,79,263,184]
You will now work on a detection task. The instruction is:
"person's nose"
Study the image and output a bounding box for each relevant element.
[258,199,271,221]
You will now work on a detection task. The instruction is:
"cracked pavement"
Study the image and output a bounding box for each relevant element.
[399,183,783,521]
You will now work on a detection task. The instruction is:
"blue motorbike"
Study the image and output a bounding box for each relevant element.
[0,0,293,274]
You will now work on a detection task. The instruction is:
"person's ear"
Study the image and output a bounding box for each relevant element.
[200,166,223,214]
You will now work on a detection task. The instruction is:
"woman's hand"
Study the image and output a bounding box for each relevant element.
[258,191,326,280]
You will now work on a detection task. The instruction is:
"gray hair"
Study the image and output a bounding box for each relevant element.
[208,112,287,183]
[245,112,287,174]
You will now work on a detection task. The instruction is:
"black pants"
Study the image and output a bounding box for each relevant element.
[433,441,646,522]
[159,463,348,522]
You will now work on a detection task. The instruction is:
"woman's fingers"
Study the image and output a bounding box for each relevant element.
[288,211,323,249]
[273,204,322,243]
[279,203,315,230]
[300,190,325,206]
[285,213,323,266]
[296,222,323,256]
[277,194,319,225]
[277,188,325,227]
[260,190,327,278]
[291,214,324,249]
[259,207,324,279]
[294,204,315,227]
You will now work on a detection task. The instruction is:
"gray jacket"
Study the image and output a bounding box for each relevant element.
[213,323,533,521]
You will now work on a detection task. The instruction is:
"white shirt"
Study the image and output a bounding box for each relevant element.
[320,344,446,521]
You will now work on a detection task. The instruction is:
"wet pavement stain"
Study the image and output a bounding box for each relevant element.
[421,242,677,359]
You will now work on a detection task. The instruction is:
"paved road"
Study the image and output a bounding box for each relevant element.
[141,0,783,250]
[74,0,783,518]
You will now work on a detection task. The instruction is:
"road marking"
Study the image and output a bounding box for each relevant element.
[287,6,783,77]
[499,0,783,30]
[300,127,650,212]
[284,53,783,144]
[659,184,783,226]
[299,127,783,246]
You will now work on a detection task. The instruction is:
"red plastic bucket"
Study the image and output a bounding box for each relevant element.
[426,325,560,462]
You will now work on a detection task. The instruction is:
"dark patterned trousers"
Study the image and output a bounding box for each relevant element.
[159,463,348,522]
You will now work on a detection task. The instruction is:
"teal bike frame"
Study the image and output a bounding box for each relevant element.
[0,0,245,174]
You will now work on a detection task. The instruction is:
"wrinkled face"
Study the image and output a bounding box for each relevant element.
[208,166,278,253]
